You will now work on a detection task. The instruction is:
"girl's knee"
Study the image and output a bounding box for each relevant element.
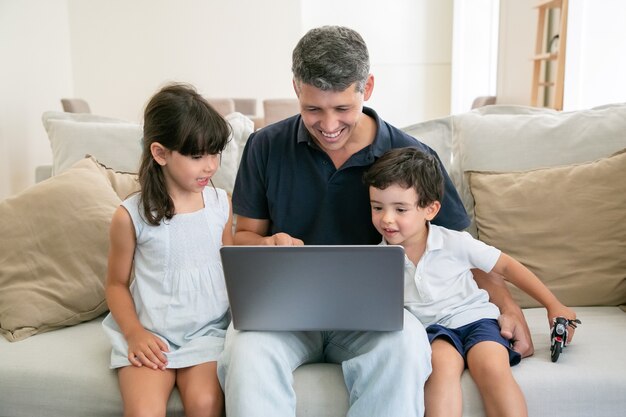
[183,392,224,417]
[123,400,166,417]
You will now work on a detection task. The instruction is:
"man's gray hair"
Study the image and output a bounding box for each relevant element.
[292,26,370,93]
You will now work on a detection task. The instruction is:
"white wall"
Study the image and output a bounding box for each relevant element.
[0,0,303,200]
[67,0,301,122]
[0,0,74,200]
[451,0,500,114]
[495,0,626,108]
[2,0,624,200]
[68,0,453,126]
[302,0,454,127]
[495,0,536,105]
[0,0,455,199]
[564,0,626,109]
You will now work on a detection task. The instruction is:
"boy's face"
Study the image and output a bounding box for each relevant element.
[293,76,373,155]
[369,184,439,248]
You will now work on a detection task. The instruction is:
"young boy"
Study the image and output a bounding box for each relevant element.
[363,147,578,417]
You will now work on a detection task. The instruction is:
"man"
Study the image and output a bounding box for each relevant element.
[217,25,532,417]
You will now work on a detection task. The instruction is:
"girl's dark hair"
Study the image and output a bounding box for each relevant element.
[138,83,231,225]
[363,147,444,208]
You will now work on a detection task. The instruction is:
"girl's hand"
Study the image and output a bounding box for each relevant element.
[547,305,578,344]
[126,328,169,370]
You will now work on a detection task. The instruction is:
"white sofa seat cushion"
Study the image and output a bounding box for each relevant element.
[461,307,626,417]
[1,308,624,417]
[0,317,181,417]
[294,364,349,417]
[505,307,626,417]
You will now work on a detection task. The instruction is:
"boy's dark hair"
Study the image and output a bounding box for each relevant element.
[292,25,370,93]
[363,147,444,208]
[138,82,231,225]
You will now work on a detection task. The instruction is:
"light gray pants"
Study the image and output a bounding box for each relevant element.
[217,309,432,417]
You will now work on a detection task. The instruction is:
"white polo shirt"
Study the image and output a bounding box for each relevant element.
[382,223,502,329]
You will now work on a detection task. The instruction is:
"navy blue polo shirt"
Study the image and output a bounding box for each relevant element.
[232,107,469,245]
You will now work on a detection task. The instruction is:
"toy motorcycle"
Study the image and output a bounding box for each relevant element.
[550,316,581,362]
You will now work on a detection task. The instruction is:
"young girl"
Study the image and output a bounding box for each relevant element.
[364,148,578,417]
[102,83,233,417]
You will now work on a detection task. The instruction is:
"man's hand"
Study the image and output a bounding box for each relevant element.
[264,232,304,246]
[498,311,534,358]
[473,268,535,358]
[234,216,304,246]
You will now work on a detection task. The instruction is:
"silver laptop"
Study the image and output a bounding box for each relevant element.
[220,245,405,331]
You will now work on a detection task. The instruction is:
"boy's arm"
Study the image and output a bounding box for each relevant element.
[473,269,534,357]
[491,253,578,342]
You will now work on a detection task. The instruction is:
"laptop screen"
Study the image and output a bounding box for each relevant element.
[220,245,405,331]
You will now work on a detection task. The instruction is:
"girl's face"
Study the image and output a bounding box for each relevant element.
[161,150,220,195]
[369,183,439,248]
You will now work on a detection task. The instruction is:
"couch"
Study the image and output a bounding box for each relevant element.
[1,104,625,417]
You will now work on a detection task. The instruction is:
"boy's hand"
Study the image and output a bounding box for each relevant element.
[547,306,578,344]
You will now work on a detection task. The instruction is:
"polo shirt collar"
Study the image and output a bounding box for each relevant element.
[366,107,393,158]
[296,115,311,144]
[379,222,444,256]
[424,223,444,252]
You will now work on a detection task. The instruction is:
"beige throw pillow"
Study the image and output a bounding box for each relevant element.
[0,157,124,341]
[468,148,626,308]
[90,156,140,200]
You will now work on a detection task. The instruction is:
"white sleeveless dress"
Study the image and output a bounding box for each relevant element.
[102,187,230,369]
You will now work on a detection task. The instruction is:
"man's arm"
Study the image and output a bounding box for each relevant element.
[472,268,535,358]
[234,216,304,246]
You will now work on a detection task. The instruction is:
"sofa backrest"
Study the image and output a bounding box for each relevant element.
[41,111,254,195]
[403,103,626,236]
[402,103,626,308]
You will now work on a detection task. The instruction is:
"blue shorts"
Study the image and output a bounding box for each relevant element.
[426,318,521,367]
